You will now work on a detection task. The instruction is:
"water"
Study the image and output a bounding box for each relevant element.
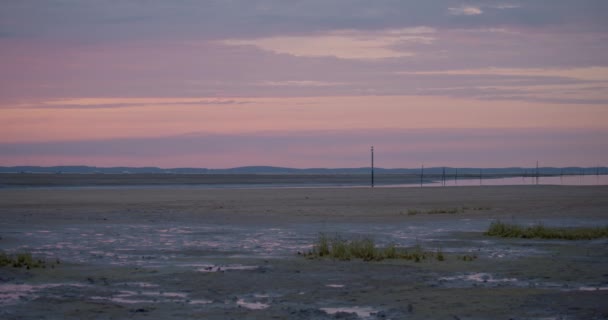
[4,175,606,191]
[399,174,608,188]
[5,216,607,268]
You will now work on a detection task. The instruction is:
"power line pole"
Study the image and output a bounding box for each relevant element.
[420,164,424,187]
[536,160,539,185]
[371,146,374,188]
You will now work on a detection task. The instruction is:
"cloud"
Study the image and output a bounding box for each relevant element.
[2,128,607,168]
[448,6,483,16]
[220,27,435,60]
[493,4,521,9]
[396,66,608,81]
[1,3,607,104]
[2,0,607,45]
[392,66,608,104]
[258,80,347,87]
[447,3,518,16]
[14,98,252,110]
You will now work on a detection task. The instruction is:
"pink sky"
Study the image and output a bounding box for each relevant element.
[1,1,607,168]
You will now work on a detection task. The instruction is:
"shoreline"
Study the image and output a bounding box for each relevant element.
[1,172,606,189]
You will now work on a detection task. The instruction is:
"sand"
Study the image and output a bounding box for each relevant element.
[1,185,608,319]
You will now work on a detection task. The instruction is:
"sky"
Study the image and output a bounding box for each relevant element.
[1,0,607,168]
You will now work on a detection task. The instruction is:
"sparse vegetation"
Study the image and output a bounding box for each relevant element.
[407,209,421,215]
[0,251,59,269]
[406,206,491,216]
[427,208,462,214]
[436,248,445,261]
[458,254,478,261]
[304,234,445,262]
[485,220,608,240]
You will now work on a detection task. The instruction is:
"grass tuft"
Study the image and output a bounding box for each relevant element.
[427,208,462,214]
[458,254,478,261]
[406,206,490,216]
[305,233,445,262]
[485,220,608,240]
[0,251,59,269]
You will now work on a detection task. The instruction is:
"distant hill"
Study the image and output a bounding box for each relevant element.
[0,165,605,175]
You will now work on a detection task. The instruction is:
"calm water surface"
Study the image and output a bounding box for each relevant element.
[395,174,608,188]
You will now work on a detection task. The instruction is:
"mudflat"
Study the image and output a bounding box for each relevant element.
[1,185,608,319]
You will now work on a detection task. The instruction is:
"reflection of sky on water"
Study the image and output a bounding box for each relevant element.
[0,283,88,306]
[4,215,607,268]
[388,174,608,188]
[4,175,607,191]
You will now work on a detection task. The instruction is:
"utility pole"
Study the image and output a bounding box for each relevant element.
[442,167,446,186]
[536,160,539,185]
[371,146,374,188]
[420,164,424,187]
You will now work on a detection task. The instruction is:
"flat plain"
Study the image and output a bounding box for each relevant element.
[1,180,608,319]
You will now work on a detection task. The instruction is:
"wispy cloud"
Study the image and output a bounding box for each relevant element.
[448,6,483,16]
[394,66,608,104]
[447,3,519,16]
[220,27,435,60]
[396,67,608,81]
[258,80,347,87]
[493,4,521,10]
[2,128,606,168]
[14,98,252,110]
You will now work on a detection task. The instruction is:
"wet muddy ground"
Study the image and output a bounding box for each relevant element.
[1,185,608,319]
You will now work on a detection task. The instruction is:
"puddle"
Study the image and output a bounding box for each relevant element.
[197,264,259,273]
[92,295,153,304]
[189,299,213,304]
[439,273,518,283]
[321,306,377,318]
[438,273,608,293]
[236,299,270,310]
[143,291,188,299]
[0,283,87,306]
[326,284,345,288]
[91,289,190,304]
[573,286,608,291]
[437,272,528,289]
[119,282,159,288]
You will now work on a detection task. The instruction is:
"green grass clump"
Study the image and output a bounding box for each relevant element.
[408,208,460,215]
[407,209,421,216]
[458,254,478,261]
[0,252,58,269]
[406,206,491,216]
[305,234,444,262]
[436,248,445,261]
[427,208,462,214]
[485,220,608,240]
